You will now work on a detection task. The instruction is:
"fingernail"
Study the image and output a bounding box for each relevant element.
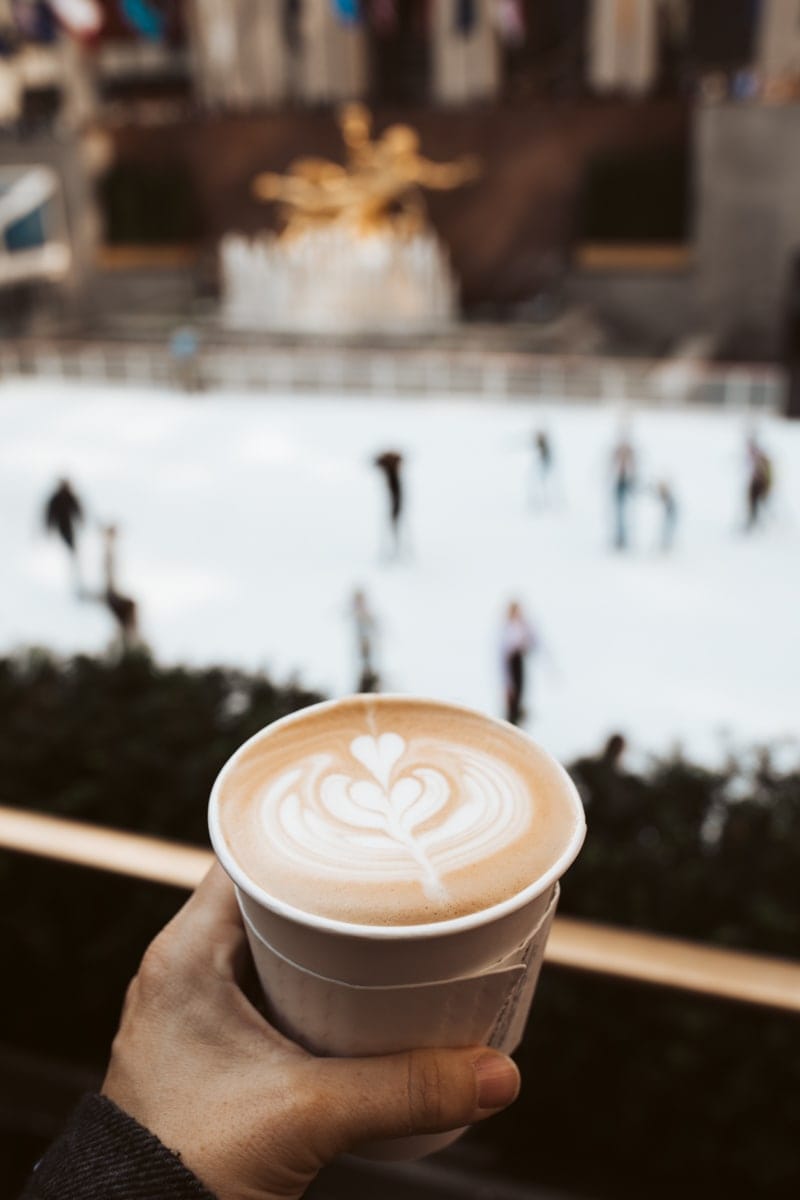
[474,1052,520,1111]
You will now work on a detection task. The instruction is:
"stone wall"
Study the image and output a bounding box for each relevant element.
[106,99,688,310]
[695,102,800,359]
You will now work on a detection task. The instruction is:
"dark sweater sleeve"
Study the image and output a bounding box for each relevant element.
[20,1094,216,1199]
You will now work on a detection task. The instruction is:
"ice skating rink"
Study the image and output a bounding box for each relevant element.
[2,378,799,761]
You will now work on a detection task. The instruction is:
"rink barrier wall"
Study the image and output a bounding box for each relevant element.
[1,804,799,1014]
[0,338,785,410]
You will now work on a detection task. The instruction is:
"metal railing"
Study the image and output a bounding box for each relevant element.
[1,805,798,1015]
[0,338,785,410]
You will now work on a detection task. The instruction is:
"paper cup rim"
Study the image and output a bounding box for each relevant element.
[208,694,586,941]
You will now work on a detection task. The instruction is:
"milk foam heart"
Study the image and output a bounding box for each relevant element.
[216,696,581,926]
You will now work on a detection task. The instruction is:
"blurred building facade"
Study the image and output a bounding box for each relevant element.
[0,1,798,357]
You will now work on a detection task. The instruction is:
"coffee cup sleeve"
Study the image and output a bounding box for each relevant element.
[238,887,558,1060]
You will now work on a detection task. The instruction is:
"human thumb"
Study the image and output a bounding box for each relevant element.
[313,1047,520,1156]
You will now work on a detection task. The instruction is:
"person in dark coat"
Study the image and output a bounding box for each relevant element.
[43,477,84,587]
[374,450,405,558]
[44,477,83,552]
[571,731,644,838]
[745,436,773,531]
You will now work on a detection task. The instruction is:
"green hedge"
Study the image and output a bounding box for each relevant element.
[564,749,799,956]
[0,650,323,1062]
[1,651,798,1198]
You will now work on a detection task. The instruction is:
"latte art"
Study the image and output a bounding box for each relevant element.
[263,732,532,901]
[214,696,581,925]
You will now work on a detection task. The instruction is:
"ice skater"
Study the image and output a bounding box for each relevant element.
[500,600,538,727]
[374,450,405,559]
[654,480,678,552]
[745,436,773,530]
[611,436,637,551]
[530,429,555,508]
[43,477,84,590]
[99,523,140,651]
[350,588,380,693]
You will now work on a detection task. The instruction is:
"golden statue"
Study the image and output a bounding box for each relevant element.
[253,104,480,239]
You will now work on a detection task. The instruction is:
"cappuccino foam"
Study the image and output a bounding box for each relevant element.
[215,697,580,926]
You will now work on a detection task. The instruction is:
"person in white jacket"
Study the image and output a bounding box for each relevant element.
[500,600,537,726]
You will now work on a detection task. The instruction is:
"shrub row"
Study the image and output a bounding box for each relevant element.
[1,651,797,1198]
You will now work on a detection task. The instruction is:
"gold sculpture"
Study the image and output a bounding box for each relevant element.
[253,103,480,238]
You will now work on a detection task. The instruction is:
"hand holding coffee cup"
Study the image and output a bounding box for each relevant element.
[210,696,585,1159]
[102,864,522,1200]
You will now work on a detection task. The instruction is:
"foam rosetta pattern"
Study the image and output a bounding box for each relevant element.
[259,731,532,901]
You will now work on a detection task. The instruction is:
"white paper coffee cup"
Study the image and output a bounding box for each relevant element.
[209,697,585,1160]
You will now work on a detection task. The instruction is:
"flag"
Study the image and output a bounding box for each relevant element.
[454,0,476,37]
[369,0,396,36]
[493,0,525,46]
[332,0,360,24]
[47,0,103,38]
[119,0,164,40]
[13,0,57,43]
[283,0,301,51]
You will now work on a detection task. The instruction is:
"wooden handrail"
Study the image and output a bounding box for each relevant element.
[0,806,210,890]
[1,806,798,1014]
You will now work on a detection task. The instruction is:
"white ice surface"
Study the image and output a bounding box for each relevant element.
[2,378,799,763]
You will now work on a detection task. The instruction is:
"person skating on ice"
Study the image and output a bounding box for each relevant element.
[373,450,405,559]
[43,477,84,590]
[350,587,380,693]
[100,523,140,652]
[654,479,678,552]
[610,436,637,551]
[531,429,555,508]
[745,436,773,530]
[500,600,538,727]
